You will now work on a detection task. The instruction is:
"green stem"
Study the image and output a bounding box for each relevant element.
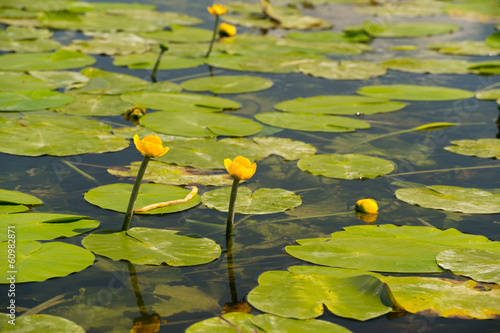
[151,44,168,82]
[205,15,219,58]
[225,178,240,236]
[122,155,150,231]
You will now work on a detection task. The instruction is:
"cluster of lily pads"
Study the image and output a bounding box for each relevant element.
[1,0,500,331]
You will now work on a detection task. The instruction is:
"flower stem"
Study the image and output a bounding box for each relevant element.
[205,15,219,58]
[151,44,168,82]
[121,155,150,231]
[225,178,240,236]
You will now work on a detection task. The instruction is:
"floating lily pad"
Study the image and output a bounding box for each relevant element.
[262,0,332,30]
[140,111,261,137]
[103,10,203,26]
[56,94,132,116]
[361,21,460,38]
[0,39,60,53]
[444,138,500,159]
[0,314,85,332]
[0,26,52,40]
[28,70,90,89]
[84,183,200,215]
[0,189,42,214]
[381,57,472,74]
[445,1,500,22]
[285,224,500,273]
[299,60,386,80]
[298,154,394,179]
[0,241,95,283]
[357,84,474,101]
[202,187,302,214]
[284,30,369,43]
[207,54,325,73]
[0,90,73,111]
[428,41,500,56]
[186,313,259,333]
[82,227,221,266]
[475,88,500,100]
[247,271,392,320]
[354,1,445,17]
[108,161,234,186]
[181,75,273,94]
[275,95,405,115]
[139,25,212,43]
[382,276,500,319]
[0,213,99,241]
[0,50,95,71]
[436,248,500,284]
[223,15,278,29]
[113,52,205,70]
[0,113,129,156]
[486,32,500,48]
[255,112,370,132]
[0,72,57,91]
[65,35,151,55]
[468,60,500,74]
[395,185,500,214]
[121,92,240,111]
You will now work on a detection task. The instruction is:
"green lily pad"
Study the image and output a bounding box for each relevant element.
[361,21,460,38]
[0,72,57,91]
[139,111,262,137]
[395,185,500,214]
[202,187,302,214]
[139,25,212,43]
[255,112,370,132]
[121,92,240,112]
[0,90,73,111]
[354,1,445,17]
[55,94,132,116]
[357,84,474,101]
[444,138,500,159]
[108,161,234,186]
[186,313,260,333]
[0,26,52,40]
[0,113,129,156]
[288,265,384,279]
[113,52,205,70]
[382,276,500,319]
[468,60,500,74]
[206,54,325,73]
[275,95,405,115]
[0,39,60,53]
[445,1,500,22]
[84,183,200,215]
[82,227,221,266]
[247,271,392,320]
[223,15,278,29]
[476,87,500,100]
[299,60,386,80]
[0,213,99,241]
[103,10,202,26]
[298,154,395,179]
[381,57,473,74]
[438,248,500,285]
[0,314,85,332]
[0,240,95,283]
[28,70,89,89]
[65,34,151,56]
[0,189,42,214]
[67,2,156,13]
[284,30,369,43]
[181,75,273,94]
[428,41,500,56]
[262,0,332,30]
[486,32,500,48]
[0,50,95,71]
[285,224,500,273]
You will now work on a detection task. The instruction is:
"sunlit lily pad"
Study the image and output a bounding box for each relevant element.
[223,15,278,29]
[437,248,500,284]
[361,21,460,38]
[56,94,132,116]
[139,25,212,43]
[247,271,392,320]
[354,1,445,17]
[84,183,200,214]
[285,224,500,273]
[207,54,325,73]
[65,34,151,55]
[357,84,474,101]
[28,70,90,89]
[476,88,500,100]
[0,50,95,71]
[428,41,500,56]
[103,10,203,26]
[262,0,332,30]
[108,161,234,186]
[113,52,205,70]
[395,185,500,214]
[0,113,129,156]
[445,2,500,22]
[82,227,221,266]
[0,313,85,332]
[181,75,273,94]
[468,60,500,74]
[121,92,239,111]
[298,154,394,179]
[0,189,42,214]
[299,60,386,79]
[0,213,99,241]
[486,32,500,48]
[382,276,500,319]
[140,111,261,137]
[0,26,52,40]
[275,95,405,115]
[444,138,500,159]
[284,30,369,43]
[0,240,95,283]
[0,90,73,111]
[202,187,302,214]
[381,57,473,74]
[0,72,57,91]
[255,112,370,132]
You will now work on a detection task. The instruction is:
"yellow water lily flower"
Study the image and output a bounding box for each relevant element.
[218,23,237,37]
[133,134,169,158]
[224,156,257,180]
[355,198,378,214]
[207,4,227,15]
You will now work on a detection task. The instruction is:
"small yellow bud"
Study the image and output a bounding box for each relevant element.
[355,199,378,214]
[218,23,236,38]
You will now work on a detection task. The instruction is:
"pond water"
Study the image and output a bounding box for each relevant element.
[1,0,500,332]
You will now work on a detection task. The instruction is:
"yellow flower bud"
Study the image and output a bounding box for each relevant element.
[133,134,169,158]
[355,198,378,214]
[224,156,256,180]
[218,23,236,38]
[207,4,227,15]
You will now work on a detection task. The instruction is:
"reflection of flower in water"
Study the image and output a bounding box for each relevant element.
[124,106,146,125]
[130,313,162,333]
[356,212,378,223]
[222,301,252,314]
